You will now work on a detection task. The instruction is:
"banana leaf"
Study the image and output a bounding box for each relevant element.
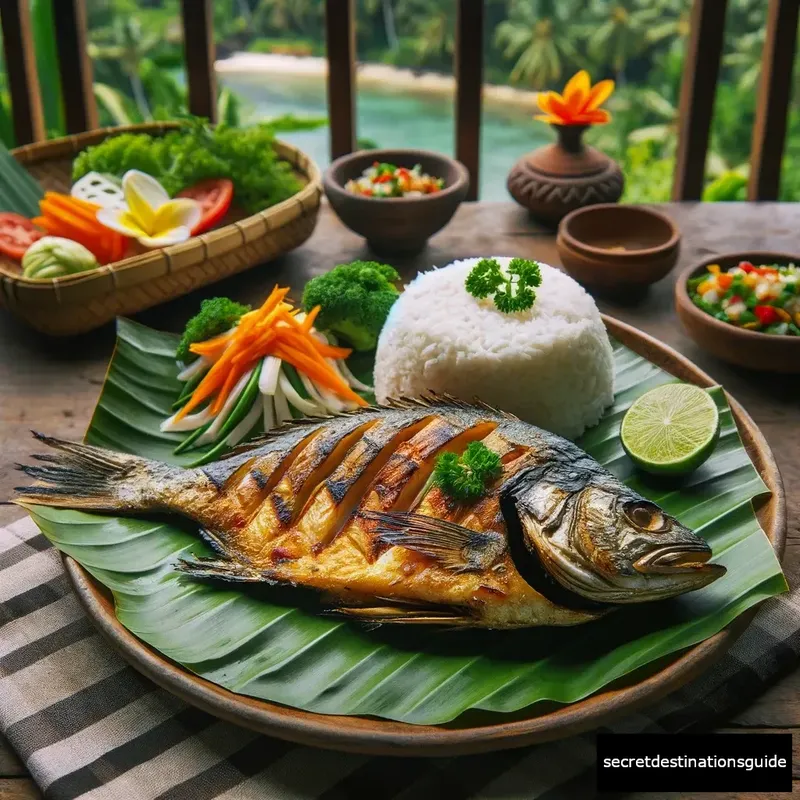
[26,318,786,725]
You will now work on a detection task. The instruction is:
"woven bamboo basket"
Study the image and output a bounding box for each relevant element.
[0,122,322,335]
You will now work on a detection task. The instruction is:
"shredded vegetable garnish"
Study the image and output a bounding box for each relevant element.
[162,286,372,455]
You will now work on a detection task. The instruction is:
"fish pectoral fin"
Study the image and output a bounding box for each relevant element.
[328,604,474,627]
[361,510,506,572]
[176,557,287,585]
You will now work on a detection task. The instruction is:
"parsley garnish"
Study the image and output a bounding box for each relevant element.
[465,257,542,313]
[432,442,503,502]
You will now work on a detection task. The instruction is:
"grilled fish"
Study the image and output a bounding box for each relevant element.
[16,394,725,629]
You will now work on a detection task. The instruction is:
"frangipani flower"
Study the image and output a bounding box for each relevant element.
[535,70,615,126]
[97,170,201,248]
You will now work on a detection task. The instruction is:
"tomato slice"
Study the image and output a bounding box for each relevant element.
[0,212,44,261]
[177,179,234,235]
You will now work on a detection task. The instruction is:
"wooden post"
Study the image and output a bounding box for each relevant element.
[181,0,217,122]
[748,0,800,200]
[672,0,728,201]
[51,0,98,133]
[455,0,484,201]
[325,0,356,159]
[0,0,45,144]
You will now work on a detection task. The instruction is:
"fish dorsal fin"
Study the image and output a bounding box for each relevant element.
[225,393,514,458]
[225,407,375,457]
[382,392,517,419]
[362,510,506,573]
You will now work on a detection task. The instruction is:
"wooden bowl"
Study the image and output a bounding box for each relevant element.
[323,148,469,255]
[62,316,786,756]
[675,251,800,373]
[557,204,680,292]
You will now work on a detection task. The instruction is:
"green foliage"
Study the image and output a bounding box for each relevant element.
[246,37,318,56]
[465,257,542,313]
[433,441,503,503]
[301,260,400,351]
[73,118,301,213]
[703,172,748,202]
[177,297,251,363]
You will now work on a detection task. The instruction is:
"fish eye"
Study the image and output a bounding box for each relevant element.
[623,501,668,533]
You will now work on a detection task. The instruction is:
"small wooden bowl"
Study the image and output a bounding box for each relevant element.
[323,148,469,255]
[556,204,680,292]
[675,251,800,373]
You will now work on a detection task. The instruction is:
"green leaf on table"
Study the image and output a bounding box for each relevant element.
[27,318,787,725]
[0,139,44,217]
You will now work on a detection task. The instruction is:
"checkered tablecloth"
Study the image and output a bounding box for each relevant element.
[1,515,797,799]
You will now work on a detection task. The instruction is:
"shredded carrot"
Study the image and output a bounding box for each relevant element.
[175,286,367,422]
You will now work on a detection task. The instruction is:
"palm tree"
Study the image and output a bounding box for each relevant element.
[254,0,317,35]
[724,28,765,92]
[363,0,400,51]
[398,0,455,64]
[89,18,159,118]
[584,0,661,84]
[494,0,580,89]
[645,0,691,46]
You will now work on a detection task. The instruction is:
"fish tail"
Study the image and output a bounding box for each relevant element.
[14,432,161,513]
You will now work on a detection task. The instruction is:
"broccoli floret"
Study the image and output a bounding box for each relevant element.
[176,297,250,363]
[302,260,400,350]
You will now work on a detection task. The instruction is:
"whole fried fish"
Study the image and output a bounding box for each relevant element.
[16,394,725,629]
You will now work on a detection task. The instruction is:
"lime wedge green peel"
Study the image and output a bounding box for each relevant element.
[621,383,720,476]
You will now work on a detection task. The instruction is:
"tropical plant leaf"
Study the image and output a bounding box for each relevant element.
[26,318,786,725]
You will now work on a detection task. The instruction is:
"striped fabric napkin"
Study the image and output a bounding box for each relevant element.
[1,515,798,800]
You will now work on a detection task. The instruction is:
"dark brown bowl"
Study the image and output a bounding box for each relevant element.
[675,251,800,373]
[556,204,681,292]
[323,148,469,255]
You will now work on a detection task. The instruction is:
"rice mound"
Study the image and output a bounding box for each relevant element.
[374,257,614,439]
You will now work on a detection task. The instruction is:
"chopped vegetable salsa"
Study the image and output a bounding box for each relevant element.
[345,162,444,198]
[688,261,800,336]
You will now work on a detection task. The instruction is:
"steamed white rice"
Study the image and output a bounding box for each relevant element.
[374,257,614,439]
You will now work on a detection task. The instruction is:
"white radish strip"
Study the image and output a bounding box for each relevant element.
[273,376,293,425]
[332,357,373,393]
[262,393,276,432]
[259,356,281,396]
[298,372,330,408]
[279,373,325,417]
[176,356,211,382]
[312,381,349,413]
[160,406,213,433]
[195,367,254,445]
[226,400,263,447]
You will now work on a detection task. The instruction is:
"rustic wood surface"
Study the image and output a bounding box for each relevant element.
[0,202,797,798]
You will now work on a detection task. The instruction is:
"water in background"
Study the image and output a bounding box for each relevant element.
[219,71,549,201]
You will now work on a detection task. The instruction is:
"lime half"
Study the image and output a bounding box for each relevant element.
[621,383,720,476]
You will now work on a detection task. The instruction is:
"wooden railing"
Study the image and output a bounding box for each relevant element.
[0,0,797,202]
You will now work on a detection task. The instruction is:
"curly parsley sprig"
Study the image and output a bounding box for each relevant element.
[432,442,503,503]
[465,257,542,313]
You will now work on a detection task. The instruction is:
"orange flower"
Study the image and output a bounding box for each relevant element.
[535,70,615,126]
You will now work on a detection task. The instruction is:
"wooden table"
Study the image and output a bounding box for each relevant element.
[1,203,797,799]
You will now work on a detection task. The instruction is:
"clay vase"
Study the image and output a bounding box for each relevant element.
[507,124,624,226]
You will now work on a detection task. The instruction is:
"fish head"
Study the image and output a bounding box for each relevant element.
[504,470,726,605]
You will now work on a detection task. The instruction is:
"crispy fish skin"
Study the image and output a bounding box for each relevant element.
[15,395,725,629]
